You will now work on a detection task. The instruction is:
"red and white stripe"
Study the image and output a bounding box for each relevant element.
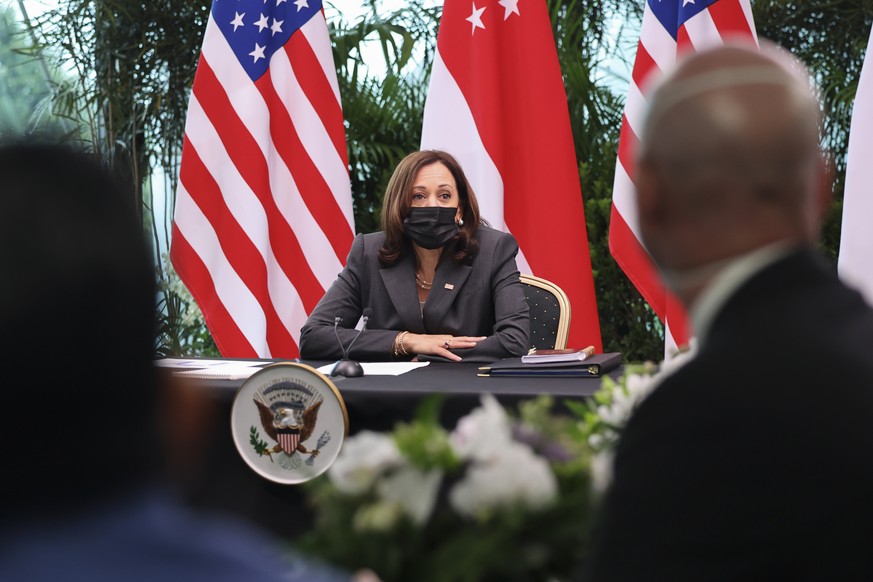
[421,0,603,350]
[839,25,873,307]
[171,11,353,358]
[278,430,301,455]
[609,0,757,355]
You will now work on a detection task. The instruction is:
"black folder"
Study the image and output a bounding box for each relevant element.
[477,352,622,378]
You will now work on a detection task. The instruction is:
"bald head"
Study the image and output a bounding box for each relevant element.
[636,43,828,303]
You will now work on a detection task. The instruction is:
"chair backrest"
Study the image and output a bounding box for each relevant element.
[519,273,571,351]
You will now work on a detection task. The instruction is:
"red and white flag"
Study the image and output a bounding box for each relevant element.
[608,0,757,355]
[170,0,353,358]
[421,0,602,350]
[839,25,873,307]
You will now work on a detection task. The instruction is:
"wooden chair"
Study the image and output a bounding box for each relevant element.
[519,273,571,351]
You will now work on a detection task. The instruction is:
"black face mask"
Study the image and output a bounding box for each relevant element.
[403,206,460,250]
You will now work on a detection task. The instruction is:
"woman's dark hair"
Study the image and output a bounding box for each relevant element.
[378,150,482,266]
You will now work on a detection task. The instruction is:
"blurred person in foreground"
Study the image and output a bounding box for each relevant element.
[584,43,873,580]
[0,141,348,582]
[300,149,529,363]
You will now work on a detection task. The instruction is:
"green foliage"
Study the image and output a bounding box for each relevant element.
[297,394,596,581]
[153,285,219,357]
[153,255,219,357]
[249,426,271,457]
[23,0,212,356]
[17,0,873,360]
[548,0,663,361]
[392,395,461,471]
[517,394,591,471]
[403,485,593,582]
[26,0,209,206]
[752,0,873,262]
[0,5,57,136]
[329,1,440,233]
[571,362,657,448]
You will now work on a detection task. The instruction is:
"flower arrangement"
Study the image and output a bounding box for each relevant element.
[575,342,698,494]
[295,351,695,581]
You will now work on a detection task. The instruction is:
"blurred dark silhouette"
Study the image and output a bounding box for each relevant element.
[0,140,348,582]
[583,43,873,581]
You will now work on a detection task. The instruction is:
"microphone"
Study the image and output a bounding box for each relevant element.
[330,308,371,378]
[333,315,346,359]
[345,308,371,354]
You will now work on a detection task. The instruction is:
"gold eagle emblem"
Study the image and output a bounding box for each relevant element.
[252,381,324,459]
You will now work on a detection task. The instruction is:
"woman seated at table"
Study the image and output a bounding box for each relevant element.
[299,150,530,363]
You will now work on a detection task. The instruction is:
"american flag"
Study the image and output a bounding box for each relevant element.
[838,25,873,307]
[420,0,603,350]
[170,0,353,358]
[608,0,757,354]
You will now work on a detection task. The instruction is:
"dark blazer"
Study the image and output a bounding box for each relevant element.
[299,225,530,362]
[584,249,873,581]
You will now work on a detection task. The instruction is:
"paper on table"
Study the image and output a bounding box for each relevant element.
[154,358,258,368]
[316,361,430,376]
[171,362,268,380]
[154,358,269,370]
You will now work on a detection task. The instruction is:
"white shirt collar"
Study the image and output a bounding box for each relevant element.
[689,242,795,345]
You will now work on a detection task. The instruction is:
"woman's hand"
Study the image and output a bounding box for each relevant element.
[404,333,486,362]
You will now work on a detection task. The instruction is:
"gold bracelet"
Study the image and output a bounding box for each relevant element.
[395,331,409,357]
[393,331,409,358]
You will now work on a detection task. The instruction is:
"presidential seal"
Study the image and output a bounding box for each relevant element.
[230,362,348,484]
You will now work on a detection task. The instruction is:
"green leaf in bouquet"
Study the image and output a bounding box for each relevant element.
[562,398,589,420]
[413,480,593,582]
[392,420,459,472]
[387,393,461,472]
[413,392,446,425]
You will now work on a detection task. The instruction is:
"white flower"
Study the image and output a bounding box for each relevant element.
[590,449,615,495]
[450,393,514,462]
[377,466,442,526]
[449,442,557,519]
[588,429,617,451]
[327,430,403,495]
[596,372,656,428]
[588,342,700,495]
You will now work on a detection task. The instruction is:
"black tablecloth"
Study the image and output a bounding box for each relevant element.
[199,359,609,430]
[164,358,618,539]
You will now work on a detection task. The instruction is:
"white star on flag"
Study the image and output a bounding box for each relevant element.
[270,18,283,35]
[498,0,519,20]
[421,0,603,350]
[277,0,287,4]
[172,0,354,359]
[683,0,695,5]
[294,0,309,11]
[466,2,486,35]
[249,43,266,62]
[254,13,269,32]
[230,12,245,31]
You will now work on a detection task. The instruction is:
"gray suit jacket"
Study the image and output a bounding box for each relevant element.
[299,226,530,362]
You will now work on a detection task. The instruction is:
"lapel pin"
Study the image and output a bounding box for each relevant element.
[445,283,454,290]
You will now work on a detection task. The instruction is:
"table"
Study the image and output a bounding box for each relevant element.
[197,359,610,430]
[163,358,619,539]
